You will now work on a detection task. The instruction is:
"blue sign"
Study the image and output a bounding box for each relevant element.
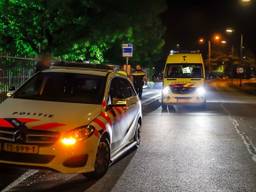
[122,44,133,57]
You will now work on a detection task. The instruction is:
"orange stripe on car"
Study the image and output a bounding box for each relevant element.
[93,118,106,131]
[100,112,112,125]
[114,107,123,115]
[0,119,14,128]
[109,109,116,117]
[94,129,100,138]
[32,122,66,130]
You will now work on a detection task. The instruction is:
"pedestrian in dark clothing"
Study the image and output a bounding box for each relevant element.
[132,65,147,99]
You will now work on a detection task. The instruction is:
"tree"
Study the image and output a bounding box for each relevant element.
[0,0,167,65]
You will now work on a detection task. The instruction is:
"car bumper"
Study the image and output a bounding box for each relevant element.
[0,136,98,174]
[162,94,206,105]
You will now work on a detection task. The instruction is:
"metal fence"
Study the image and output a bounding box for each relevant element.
[0,56,36,102]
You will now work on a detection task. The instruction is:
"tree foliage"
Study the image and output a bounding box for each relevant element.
[0,0,166,65]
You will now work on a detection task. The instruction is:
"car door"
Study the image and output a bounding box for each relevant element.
[117,78,139,147]
[107,77,127,152]
[108,77,139,152]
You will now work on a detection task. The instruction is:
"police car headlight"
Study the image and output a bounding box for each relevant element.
[61,125,95,146]
[162,86,171,96]
[196,87,206,96]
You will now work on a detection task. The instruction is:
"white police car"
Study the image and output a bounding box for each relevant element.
[0,62,142,179]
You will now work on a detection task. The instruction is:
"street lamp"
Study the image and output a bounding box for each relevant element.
[221,40,227,44]
[214,35,220,41]
[240,0,252,6]
[198,34,223,72]
[199,38,205,44]
[226,28,234,34]
[225,28,244,65]
[241,0,251,3]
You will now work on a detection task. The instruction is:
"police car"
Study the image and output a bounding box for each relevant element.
[0,62,142,179]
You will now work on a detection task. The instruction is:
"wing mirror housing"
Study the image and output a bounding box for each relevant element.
[107,98,127,110]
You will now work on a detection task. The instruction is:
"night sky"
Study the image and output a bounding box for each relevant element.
[163,0,256,56]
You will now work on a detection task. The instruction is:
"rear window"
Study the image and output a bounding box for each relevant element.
[165,64,203,78]
[13,72,106,104]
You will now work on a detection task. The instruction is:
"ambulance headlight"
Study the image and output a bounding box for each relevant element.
[162,86,171,96]
[61,125,95,146]
[196,87,206,96]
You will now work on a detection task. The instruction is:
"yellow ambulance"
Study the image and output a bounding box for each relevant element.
[162,51,206,110]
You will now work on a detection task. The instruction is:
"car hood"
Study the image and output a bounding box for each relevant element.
[0,98,102,132]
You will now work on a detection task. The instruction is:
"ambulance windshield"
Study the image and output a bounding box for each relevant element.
[165,64,203,78]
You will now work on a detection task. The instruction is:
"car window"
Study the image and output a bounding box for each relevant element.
[165,64,203,78]
[121,78,137,97]
[13,72,106,104]
[110,77,136,100]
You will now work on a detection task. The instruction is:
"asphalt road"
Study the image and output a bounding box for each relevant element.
[1,86,256,192]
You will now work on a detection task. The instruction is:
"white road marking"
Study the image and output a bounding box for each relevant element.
[1,169,39,192]
[221,104,256,163]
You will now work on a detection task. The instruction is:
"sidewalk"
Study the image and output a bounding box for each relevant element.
[206,79,256,95]
[229,79,256,94]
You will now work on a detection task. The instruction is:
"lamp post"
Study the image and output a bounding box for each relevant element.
[226,28,245,87]
[199,34,224,72]
[226,28,244,65]
[208,40,211,72]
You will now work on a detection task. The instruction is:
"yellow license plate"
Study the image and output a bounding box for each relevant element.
[3,143,39,154]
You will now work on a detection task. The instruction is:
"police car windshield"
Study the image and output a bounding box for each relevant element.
[165,64,203,78]
[13,72,106,104]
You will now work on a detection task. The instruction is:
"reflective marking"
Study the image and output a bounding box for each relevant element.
[16,118,39,123]
[221,104,256,163]
[93,118,106,131]
[94,128,100,138]
[31,123,65,130]
[1,170,39,192]
[109,109,116,117]
[101,112,112,124]
[0,119,14,128]
[114,107,123,115]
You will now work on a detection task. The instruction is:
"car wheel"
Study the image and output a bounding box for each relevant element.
[83,138,110,179]
[134,122,141,147]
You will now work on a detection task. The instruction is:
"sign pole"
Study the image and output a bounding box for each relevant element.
[122,43,133,76]
[126,57,129,75]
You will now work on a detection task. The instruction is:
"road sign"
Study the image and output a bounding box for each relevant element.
[122,44,133,57]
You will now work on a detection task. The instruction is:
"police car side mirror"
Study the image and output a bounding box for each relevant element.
[107,99,127,110]
[112,99,127,106]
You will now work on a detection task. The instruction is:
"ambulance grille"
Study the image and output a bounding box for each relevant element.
[0,128,60,146]
[171,87,196,94]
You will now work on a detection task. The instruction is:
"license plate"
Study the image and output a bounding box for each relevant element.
[177,98,190,103]
[3,143,39,154]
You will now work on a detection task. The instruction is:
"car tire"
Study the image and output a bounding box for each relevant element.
[134,122,141,148]
[83,138,110,180]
